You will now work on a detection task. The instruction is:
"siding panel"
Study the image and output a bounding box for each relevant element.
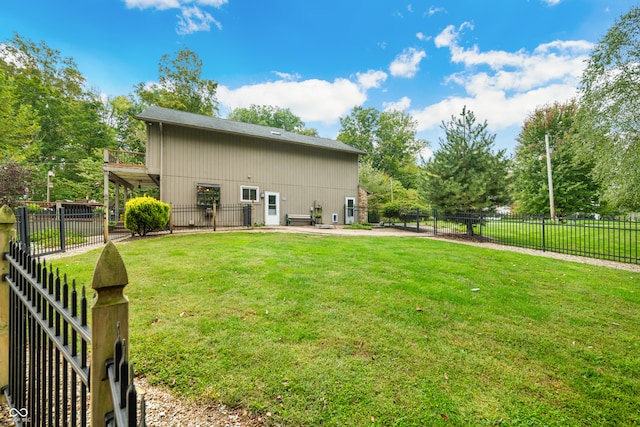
[159,125,359,225]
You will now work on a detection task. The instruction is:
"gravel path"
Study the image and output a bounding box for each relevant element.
[2,226,637,425]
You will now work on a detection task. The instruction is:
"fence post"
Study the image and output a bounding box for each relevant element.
[58,206,67,252]
[433,208,438,236]
[170,202,174,234]
[0,206,16,402]
[16,206,29,253]
[541,216,546,252]
[90,241,130,427]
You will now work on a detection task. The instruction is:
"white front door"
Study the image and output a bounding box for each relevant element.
[265,192,280,225]
[345,197,355,224]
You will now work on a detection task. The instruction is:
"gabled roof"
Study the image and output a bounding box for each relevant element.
[136,106,365,155]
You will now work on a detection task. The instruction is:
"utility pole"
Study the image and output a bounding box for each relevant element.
[545,134,555,220]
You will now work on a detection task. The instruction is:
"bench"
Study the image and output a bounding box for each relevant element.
[286,213,314,226]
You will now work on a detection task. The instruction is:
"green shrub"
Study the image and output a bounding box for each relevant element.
[381,201,430,223]
[124,196,170,236]
[27,203,43,214]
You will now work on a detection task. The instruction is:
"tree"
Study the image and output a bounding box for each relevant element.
[1,33,114,201]
[512,101,601,216]
[337,106,378,154]
[358,159,427,222]
[0,163,33,207]
[577,6,640,211]
[228,104,318,136]
[423,107,510,234]
[337,106,427,188]
[135,47,219,116]
[0,68,39,161]
[104,95,147,152]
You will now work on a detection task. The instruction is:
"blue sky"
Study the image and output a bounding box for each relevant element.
[1,0,636,156]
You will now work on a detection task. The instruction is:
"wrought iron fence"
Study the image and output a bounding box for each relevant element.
[384,209,640,265]
[15,205,108,257]
[2,238,147,426]
[4,242,91,425]
[170,204,252,230]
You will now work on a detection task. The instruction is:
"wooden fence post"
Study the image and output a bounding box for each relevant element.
[0,205,16,403]
[90,241,130,427]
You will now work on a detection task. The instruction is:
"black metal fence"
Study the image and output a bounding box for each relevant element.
[3,240,146,426]
[14,205,113,257]
[4,241,91,425]
[170,204,252,229]
[382,209,640,265]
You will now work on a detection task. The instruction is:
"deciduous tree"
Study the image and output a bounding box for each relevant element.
[1,33,114,201]
[135,47,219,116]
[512,101,601,216]
[228,104,318,136]
[0,67,39,161]
[338,106,427,188]
[578,6,640,211]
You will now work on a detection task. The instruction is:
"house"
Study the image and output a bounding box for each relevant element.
[102,106,365,229]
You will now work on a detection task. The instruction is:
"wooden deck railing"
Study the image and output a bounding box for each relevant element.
[104,149,146,168]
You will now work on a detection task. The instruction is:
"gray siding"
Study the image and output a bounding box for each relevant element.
[151,124,359,225]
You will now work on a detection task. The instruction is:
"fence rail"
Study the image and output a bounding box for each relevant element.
[170,204,252,230]
[1,204,147,426]
[383,209,640,265]
[5,241,91,426]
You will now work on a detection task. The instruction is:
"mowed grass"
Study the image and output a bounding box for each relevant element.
[58,232,640,426]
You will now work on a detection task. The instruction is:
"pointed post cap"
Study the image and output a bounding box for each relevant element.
[0,205,16,224]
[92,241,128,290]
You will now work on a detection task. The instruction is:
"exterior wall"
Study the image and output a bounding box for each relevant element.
[149,124,359,225]
[145,123,161,175]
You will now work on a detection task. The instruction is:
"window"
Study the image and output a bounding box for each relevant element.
[240,186,259,203]
[196,184,220,207]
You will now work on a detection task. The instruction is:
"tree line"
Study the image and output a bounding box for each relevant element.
[1,6,639,216]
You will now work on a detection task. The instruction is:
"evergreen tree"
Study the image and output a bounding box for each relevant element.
[423,107,509,234]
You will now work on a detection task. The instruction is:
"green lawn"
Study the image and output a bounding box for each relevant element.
[58,232,640,426]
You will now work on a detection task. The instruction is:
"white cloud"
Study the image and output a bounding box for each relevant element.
[416,32,431,42]
[389,47,427,78]
[273,71,302,82]
[383,96,411,112]
[124,0,180,9]
[177,5,220,35]
[356,70,387,90]
[542,0,561,6]
[218,78,367,124]
[427,7,445,16]
[410,22,592,136]
[434,22,474,48]
[122,0,227,34]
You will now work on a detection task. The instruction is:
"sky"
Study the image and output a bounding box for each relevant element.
[1,0,636,157]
